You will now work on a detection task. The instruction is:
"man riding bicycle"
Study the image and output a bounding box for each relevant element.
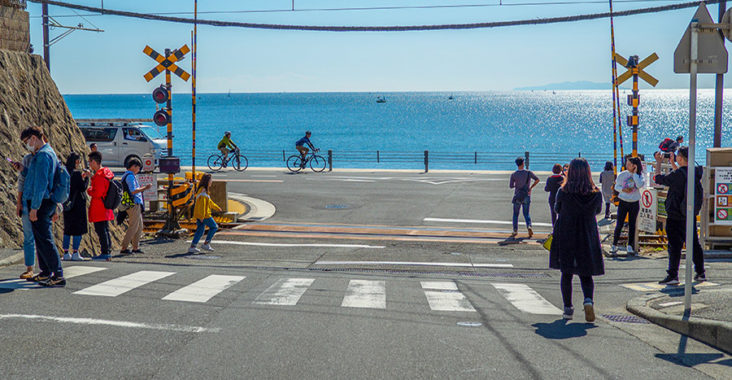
[296,131,318,168]
[217,131,239,167]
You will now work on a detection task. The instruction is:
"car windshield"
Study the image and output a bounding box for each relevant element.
[138,126,164,140]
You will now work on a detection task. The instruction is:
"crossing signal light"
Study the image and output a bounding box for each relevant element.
[153,110,170,126]
[152,85,168,103]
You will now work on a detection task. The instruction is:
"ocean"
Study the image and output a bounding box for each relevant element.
[63,90,732,171]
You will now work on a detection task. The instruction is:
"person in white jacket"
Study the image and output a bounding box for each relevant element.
[611,156,645,256]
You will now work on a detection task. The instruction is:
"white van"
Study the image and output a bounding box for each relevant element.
[77,119,167,167]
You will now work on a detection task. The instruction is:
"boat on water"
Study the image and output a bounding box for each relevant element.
[376,96,386,103]
[448,95,454,100]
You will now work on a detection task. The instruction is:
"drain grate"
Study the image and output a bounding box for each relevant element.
[602,314,651,324]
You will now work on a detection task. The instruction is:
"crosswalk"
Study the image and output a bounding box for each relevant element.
[0,266,561,315]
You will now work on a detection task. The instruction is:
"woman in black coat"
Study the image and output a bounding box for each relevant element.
[62,152,90,261]
[549,158,604,322]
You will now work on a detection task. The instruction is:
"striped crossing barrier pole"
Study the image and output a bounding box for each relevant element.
[191,0,198,185]
[609,0,620,174]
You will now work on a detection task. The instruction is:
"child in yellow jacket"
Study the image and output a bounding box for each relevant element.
[189,174,222,254]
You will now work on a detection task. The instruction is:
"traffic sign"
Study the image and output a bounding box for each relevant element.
[143,45,191,82]
[142,155,155,172]
[674,3,728,74]
[615,53,658,87]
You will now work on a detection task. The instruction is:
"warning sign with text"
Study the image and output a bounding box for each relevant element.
[715,168,732,224]
[639,188,657,233]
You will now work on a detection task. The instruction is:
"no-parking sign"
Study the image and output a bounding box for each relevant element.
[715,168,732,224]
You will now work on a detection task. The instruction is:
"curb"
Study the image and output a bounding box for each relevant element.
[227,193,276,223]
[0,252,24,268]
[627,294,732,355]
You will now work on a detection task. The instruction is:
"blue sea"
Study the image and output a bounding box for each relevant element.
[63,90,732,170]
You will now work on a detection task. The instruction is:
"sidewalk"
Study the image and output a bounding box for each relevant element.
[627,285,732,355]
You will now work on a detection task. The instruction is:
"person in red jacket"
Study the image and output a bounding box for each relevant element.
[87,151,114,261]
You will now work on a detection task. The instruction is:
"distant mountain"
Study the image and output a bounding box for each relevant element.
[515,81,612,91]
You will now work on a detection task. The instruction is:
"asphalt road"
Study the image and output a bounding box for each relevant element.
[1,169,730,379]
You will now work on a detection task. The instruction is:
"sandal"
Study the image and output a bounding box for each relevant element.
[19,270,34,279]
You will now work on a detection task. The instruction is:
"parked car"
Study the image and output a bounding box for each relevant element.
[77,119,167,167]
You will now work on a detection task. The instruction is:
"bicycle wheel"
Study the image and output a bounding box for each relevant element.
[286,155,303,172]
[207,154,223,171]
[232,154,248,172]
[310,155,327,172]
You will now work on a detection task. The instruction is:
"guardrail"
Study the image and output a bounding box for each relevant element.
[192,149,615,172]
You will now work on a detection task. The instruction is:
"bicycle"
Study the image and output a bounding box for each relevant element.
[286,150,326,173]
[207,148,248,172]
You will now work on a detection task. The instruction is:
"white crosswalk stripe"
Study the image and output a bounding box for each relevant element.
[420,281,476,312]
[162,275,246,303]
[491,283,562,315]
[341,280,386,309]
[253,278,314,306]
[74,270,175,297]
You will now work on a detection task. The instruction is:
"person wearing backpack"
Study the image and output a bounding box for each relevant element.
[19,127,66,287]
[61,152,90,261]
[654,147,706,285]
[119,158,151,255]
[87,151,115,261]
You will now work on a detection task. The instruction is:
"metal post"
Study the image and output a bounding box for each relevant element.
[163,48,178,232]
[714,1,727,147]
[328,149,333,171]
[626,55,640,158]
[524,151,530,170]
[684,23,699,316]
[377,150,380,163]
[424,150,429,173]
[42,3,49,70]
[282,150,286,161]
[191,1,198,182]
[578,152,582,158]
[474,151,478,164]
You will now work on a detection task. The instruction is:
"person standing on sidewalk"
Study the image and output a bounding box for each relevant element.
[549,158,604,322]
[188,174,222,254]
[87,151,114,261]
[653,148,705,285]
[610,156,645,256]
[544,164,563,227]
[20,127,65,287]
[509,157,540,238]
[120,158,151,255]
[13,150,36,279]
[62,152,90,261]
[599,161,616,220]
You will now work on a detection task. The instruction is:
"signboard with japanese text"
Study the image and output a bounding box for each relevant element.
[715,168,732,224]
[639,188,658,233]
[137,173,158,201]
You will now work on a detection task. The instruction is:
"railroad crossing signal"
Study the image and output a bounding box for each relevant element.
[615,53,659,87]
[615,52,658,157]
[142,45,191,82]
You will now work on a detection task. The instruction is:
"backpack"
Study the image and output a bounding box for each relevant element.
[118,173,135,211]
[681,167,704,217]
[50,160,70,204]
[103,176,123,210]
[659,138,675,152]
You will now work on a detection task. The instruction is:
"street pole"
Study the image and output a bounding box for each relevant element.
[164,49,177,232]
[684,22,699,316]
[42,2,49,70]
[714,1,727,147]
[191,0,198,182]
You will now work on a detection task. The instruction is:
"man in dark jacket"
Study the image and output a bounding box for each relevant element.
[653,147,705,285]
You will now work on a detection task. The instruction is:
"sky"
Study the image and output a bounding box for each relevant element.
[23,0,732,94]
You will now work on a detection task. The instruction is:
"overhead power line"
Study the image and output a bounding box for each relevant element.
[27,0,721,32]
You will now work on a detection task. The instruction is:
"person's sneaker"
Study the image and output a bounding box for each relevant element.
[188,246,201,254]
[562,306,574,320]
[26,273,49,282]
[119,249,131,255]
[510,230,518,238]
[39,275,66,288]
[92,254,111,261]
[19,270,34,279]
[201,243,214,252]
[527,227,534,238]
[583,299,595,322]
[694,273,706,282]
[71,252,89,261]
[131,249,144,254]
[62,252,72,261]
[626,245,636,256]
[658,275,680,285]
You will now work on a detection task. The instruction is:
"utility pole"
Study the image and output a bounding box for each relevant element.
[714,1,727,147]
[42,2,49,70]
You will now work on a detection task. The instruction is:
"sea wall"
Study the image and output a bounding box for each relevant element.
[0,3,29,53]
[0,46,124,254]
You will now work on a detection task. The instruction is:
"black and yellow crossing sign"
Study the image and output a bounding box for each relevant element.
[615,53,659,87]
[143,45,190,82]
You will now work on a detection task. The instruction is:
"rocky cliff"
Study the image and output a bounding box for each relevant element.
[0,49,123,255]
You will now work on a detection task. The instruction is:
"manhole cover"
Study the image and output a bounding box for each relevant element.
[602,314,650,324]
[325,204,350,209]
[457,321,483,327]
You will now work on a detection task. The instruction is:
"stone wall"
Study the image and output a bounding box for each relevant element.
[0,4,29,53]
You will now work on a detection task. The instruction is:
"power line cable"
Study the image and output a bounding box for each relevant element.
[26,0,721,32]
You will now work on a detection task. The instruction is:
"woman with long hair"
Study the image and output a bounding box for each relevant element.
[550,158,604,322]
[188,173,222,254]
[611,156,645,256]
[62,152,89,261]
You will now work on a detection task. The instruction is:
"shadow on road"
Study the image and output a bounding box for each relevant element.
[656,353,731,368]
[532,319,597,339]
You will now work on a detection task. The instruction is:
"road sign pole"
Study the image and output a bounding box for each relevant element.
[163,49,180,233]
[684,22,699,316]
[631,62,639,158]
[714,1,727,147]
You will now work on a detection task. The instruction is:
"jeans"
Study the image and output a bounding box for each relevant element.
[21,205,35,267]
[512,197,532,231]
[94,221,111,256]
[666,218,705,277]
[63,235,83,252]
[613,199,639,247]
[28,199,63,277]
[560,273,594,308]
[192,218,218,245]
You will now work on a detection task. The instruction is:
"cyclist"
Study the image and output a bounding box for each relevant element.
[217,131,238,167]
[295,131,318,168]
